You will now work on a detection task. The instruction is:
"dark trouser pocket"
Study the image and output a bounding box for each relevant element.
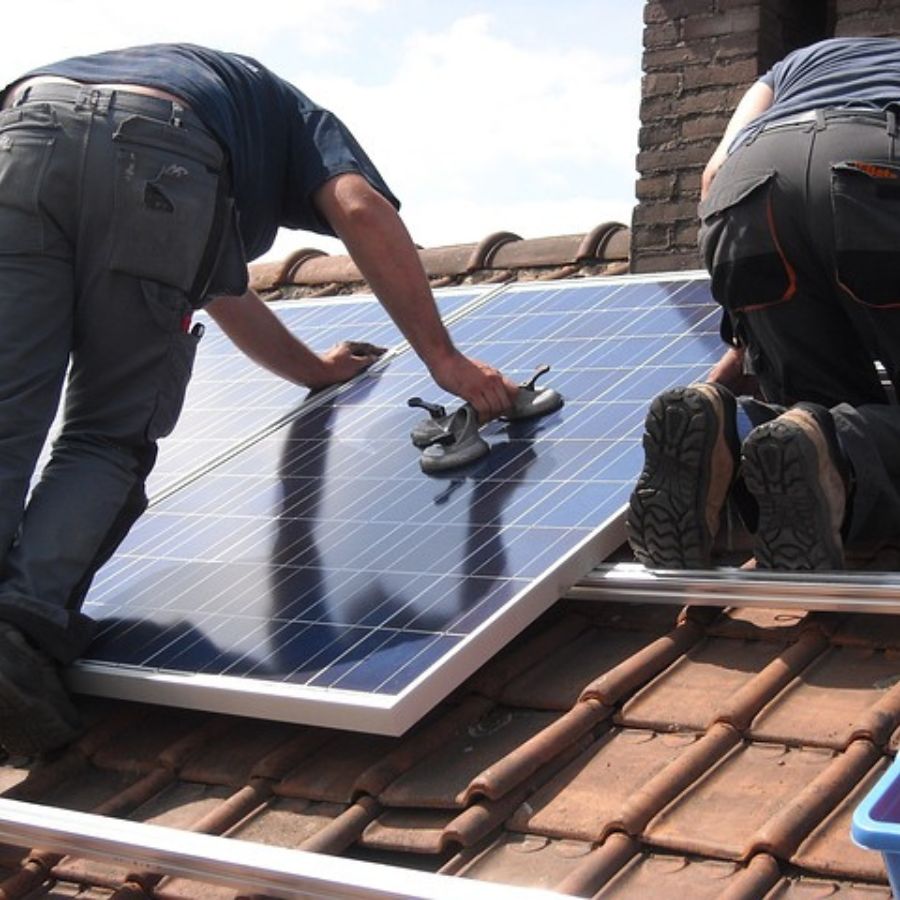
[699,168,796,314]
[109,115,221,295]
[0,105,59,253]
[141,281,203,442]
[832,160,900,307]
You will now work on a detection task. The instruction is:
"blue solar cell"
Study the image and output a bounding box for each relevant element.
[147,288,490,496]
[73,274,726,734]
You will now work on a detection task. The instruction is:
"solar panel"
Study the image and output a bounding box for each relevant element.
[147,287,494,497]
[69,273,725,734]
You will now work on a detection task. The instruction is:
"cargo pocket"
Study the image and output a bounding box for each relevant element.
[0,105,58,253]
[109,115,222,294]
[832,159,900,307]
[142,281,203,442]
[698,168,796,314]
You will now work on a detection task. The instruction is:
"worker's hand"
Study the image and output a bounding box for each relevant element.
[707,345,759,396]
[429,351,519,422]
[308,340,386,390]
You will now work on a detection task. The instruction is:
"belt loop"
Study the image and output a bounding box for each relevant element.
[815,109,826,131]
[74,88,110,113]
[12,87,30,107]
[887,109,898,138]
[170,102,183,128]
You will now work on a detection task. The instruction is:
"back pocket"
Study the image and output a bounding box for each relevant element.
[0,106,58,253]
[698,168,796,313]
[109,115,221,294]
[832,159,900,307]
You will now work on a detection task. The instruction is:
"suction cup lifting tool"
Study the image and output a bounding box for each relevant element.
[415,403,489,473]
[407,397,452,448]
[502,364,565,420]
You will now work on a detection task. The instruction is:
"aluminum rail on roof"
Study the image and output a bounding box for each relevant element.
[0,799,568,900]
[569,562,900,614]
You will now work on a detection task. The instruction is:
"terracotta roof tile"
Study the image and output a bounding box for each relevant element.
[225,795,342,847]
[831,613,900,649]
[465,700,611,803]
[274,730,399,803]
[646,739,879,861]
[249,224,631,298]
[792,756,889,882]
[579,619,706,705]
[360,808,456,855]
[508,724,737,842]
[703,607,820,642]
[378,707,561,809]
[595,850,782,899]
[620,630,829,733]
[446,832,598,891]
[750,647,900,749]
[177,720,300,786]
[765,875,891,897]
[500,625,671,711]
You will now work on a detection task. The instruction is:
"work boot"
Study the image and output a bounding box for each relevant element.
[626,382,739,568]
[0,623,82,756]
[741,403,849,570]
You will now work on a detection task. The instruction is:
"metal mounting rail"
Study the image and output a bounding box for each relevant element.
[0,799,568,900]
[568,563,900,614]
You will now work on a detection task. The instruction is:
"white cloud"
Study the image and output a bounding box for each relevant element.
[1,0,383,83]
[283,13,640,252]
[1,5,641,260]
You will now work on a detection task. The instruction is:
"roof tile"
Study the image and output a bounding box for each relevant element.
[765,875,891,897]
[274,730,398,803]
[508,724,737,842]
[593,850,779,899]
[750,647,900,749]
[645,740,876,861]
[377,708,560,809]
[831,614,900,650]
[792,756,889,882]
[703,607,819,642]
[465,700,611,803]
[446,832,598,891]
[620,631,828,733]
[500,625,671,710]
[579,619,706,706]
[177,721,300,786]
[360,807,455,855]
[227,796,348,847]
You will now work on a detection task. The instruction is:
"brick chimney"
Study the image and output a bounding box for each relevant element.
[631,0,900,274]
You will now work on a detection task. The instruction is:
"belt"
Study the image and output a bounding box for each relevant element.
[760,107,892,131]
[1,80,205,130]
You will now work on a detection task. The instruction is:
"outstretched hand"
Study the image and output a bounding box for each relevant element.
[309,340,386,390]
[430,351,519,422]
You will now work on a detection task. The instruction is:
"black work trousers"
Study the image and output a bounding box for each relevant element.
[0,85,226,661]
[699,110,900,554]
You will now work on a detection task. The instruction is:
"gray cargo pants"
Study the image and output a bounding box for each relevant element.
[699,109,900,554]
[0,84,229,661]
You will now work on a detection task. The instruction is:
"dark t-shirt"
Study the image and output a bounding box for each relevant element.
[11,43,399,261]
[733,37,900,149]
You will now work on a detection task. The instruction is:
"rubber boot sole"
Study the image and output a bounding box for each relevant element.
[742,410,845,571]
[626,384,737,568]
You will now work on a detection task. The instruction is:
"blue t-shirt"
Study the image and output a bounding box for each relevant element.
[733,37,900,149]
[8,43,400,262]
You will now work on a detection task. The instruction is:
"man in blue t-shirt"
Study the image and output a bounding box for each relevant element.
[627,37,900,575]
[0,44,519,755]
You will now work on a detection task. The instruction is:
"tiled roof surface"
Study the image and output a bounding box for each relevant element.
[0,227,895,899]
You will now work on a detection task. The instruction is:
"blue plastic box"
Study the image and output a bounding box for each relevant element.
[852,755,900,895]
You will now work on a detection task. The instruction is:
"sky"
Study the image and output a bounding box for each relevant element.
[1,1,643,262]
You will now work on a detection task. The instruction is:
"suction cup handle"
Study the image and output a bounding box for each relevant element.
[522,364,551,391]
[407,397,447,419]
